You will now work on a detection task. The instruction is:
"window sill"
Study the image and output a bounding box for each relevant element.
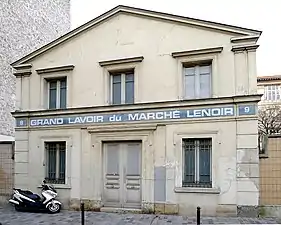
[37,184,71,189]
[174,187,220,194]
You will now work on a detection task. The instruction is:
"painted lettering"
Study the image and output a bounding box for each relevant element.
[22,105,250,128]
[30,118,64,126]
[147,112,155,120]
[201,109,211,117]
[212,108,221,116]
[193,110,202,117]
[109,115,116,122]
[155,112,164,119]
[224,107,233,115]
[96,116,104,122]
[173,110,180,119]
[128,113,138,121]
[164,111,173,119]
[139,113,148,120]
[186,107,234,118]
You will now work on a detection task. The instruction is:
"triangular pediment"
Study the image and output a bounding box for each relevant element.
[11,5,261,67]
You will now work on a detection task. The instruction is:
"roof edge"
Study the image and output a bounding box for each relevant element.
[11,5,262,67]
[119,5,262,35]
[257,76,281,82]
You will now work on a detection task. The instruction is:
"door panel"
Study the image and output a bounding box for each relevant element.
[103,143,121,207]
[103,142,142,209]
[123,143,141,208]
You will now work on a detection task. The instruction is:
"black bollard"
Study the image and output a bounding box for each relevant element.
[81,202,85,225]
[197,206,201,225]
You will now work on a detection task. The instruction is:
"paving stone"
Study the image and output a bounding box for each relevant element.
[0,208,281,225]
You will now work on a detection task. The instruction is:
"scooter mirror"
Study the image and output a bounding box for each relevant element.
[42,179,46,184]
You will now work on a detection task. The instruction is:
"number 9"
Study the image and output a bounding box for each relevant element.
[244,107,250,113]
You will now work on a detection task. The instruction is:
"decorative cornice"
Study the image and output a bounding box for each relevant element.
[171,47,223,58]
[13,64,32,70]
[12,94,262,118]
[12,64,32,77]
[230,35,260,44]
[231,44,259,52]
[36,65,75,74]
[13,71,32,78]
[99,56,144,67]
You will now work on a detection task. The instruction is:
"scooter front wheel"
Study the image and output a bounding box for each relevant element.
[47,201,61,214]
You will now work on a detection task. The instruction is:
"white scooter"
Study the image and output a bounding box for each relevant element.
[8,180,62,213]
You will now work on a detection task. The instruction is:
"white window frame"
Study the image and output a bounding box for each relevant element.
[175,54,218,100]
[183,63,212,99]
[39,72,72,110]
[45,141,66,184]
[109,72,134,105]
[46,78,67,109]
[101,61,141,105]
[264,85,281,101]
[182,138,212,187]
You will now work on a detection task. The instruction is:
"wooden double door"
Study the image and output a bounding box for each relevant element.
[103,141,142,208]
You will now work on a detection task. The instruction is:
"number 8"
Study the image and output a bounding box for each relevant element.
[244,107,250,113]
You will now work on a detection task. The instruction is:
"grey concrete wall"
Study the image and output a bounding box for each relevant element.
[0,0,71,136]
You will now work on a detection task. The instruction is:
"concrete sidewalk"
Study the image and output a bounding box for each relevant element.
[0,208,280,225]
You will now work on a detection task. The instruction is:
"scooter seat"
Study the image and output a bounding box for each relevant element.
[26,194,41,200]
[16,189,41,200]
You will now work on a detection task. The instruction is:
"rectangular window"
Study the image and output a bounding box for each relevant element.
[47,78,67,109]
[45,142,66,184]
[184,63,211,99]
[182,138,212,188]
[110,71,134,105]
[264,85,281,101]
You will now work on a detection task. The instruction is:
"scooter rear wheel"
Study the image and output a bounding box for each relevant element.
[15,205,21,212]
[47,201,61,214]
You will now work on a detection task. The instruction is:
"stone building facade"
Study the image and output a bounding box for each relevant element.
[0,0,71,137]
[11,5,262,216]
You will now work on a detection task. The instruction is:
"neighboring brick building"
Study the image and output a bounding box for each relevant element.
[0,0,71,137]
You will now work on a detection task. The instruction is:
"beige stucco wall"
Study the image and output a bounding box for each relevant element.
[16,13,258,111]
[12,10,261,216]
[14,114,259,215]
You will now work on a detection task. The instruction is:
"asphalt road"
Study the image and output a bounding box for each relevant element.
[0,208,280,225]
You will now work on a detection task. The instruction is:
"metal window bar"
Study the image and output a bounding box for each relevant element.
[45,142,66,184]
[183,138,212,188]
